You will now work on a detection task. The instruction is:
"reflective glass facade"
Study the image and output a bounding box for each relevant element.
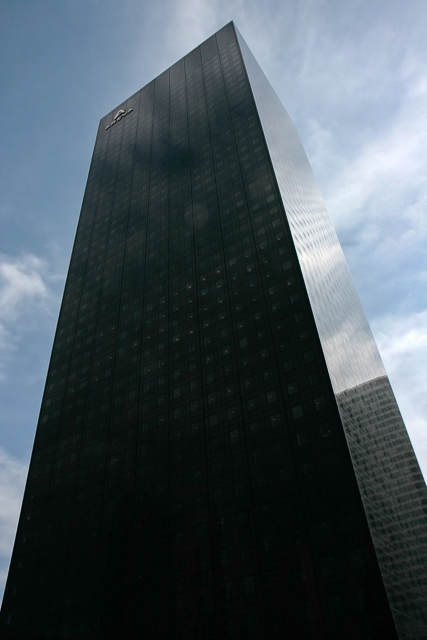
[236,27,427,640]
[1,22,427,640]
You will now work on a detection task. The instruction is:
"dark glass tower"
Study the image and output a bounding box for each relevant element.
[2,22,427,640]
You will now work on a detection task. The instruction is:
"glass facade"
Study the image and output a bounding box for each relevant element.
[236,26,427,640]
[1,22,426,640]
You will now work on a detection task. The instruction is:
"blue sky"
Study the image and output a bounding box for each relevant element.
[1,0,426,600]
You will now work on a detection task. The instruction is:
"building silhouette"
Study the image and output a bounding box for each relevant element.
[2,21,427,640]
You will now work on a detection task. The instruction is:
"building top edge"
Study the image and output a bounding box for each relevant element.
[99,21,237,126]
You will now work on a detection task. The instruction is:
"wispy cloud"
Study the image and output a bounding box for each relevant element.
[303,52,427,318]
[320,69,427,234]
[0,448,27,557]
[164,0,287,66]
[0,447,28,602]
[0,253,51,380]
[0,254,48,321]
[166,0,223,53]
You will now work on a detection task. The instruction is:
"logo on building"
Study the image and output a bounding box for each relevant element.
[105,108,133,130]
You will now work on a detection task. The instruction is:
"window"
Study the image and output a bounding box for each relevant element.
[228,406,238,419]
[303,350,315,363]
[314,396,326,411]
[209,414,219,427]
[210,437,220,451]
[247,398,257,411]
[267,390,277,404]
[297,431,308,446]
[292,405,303,419]
[212,462,222,476]
[270,413,281,427]
[249,422,260,435]
[283,359,293,372]
[244,576,256,596]
[244,376,253,389]
[230,429,240,444]
[235,482,245,497]
[320,422,333,438]
[309,372,320,386]
[287,381,299,395]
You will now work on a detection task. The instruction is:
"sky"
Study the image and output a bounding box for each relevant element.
[0,0,426,601]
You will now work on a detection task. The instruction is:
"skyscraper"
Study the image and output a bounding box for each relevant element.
[2,20,427,639]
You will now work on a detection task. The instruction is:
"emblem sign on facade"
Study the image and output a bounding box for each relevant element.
[105,108,133,130]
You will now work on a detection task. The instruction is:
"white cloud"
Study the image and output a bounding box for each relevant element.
[166,0,223,54]
[0,448,27,557]
[303,54,427,321]
[325,97,426,232]
[311,62,427,222]
[0,253,51,380]
[163,0,285,67]
[0,254,48,322]
[0,447,28,601]
[372,309,427,481]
